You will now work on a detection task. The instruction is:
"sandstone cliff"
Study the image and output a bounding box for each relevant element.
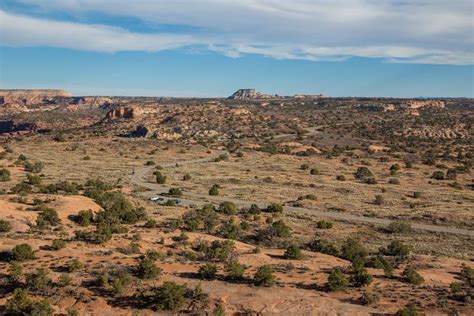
[0,89,73,106]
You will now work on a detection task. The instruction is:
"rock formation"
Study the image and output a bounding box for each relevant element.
[0,89,73,106]
[70,97,113,107]
[105,107,138,120]
[228,89,272,100]
[404,100,446,109]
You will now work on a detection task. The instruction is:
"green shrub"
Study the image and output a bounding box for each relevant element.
[182,173,192,181]
[137,257,162,279]
[219,220,242,240]
[0,219,12,232]
[388,178,400,185]
[24,161,44,173]
[225,260,245,281]
[213,305,225,316]
[6,289,53,316]
[402,266,424,285]
[284,244,303,260]
[168,187,182,197]
[67,259,84,272]
[53,134,66,142]
[308,238,338,256]
[8,262,23,284]
[209,184,219,196]
[75,209,94,226]
[144,249,164,261]
[310,168,319,175]
[253,265,275,287]
[183,204,218,232]
[382,240,411,257]
[340,238,368,266]
[350,266,373,287]
[461,264,474,287]
[431,171,445,180]
[374,195,384,205]
[316,220,333,229]
[51,239,67,251]
[93,191,146,225]
[42,180,79,195]
[386,221,412,234]
[153,281,186,311]
[144,218,157,228]
[26,268,51,292]
[154,171,166,184]
[268,220,290,238]
[354,166,374,182]
[124,241,141,254]
[0,168,11,182]
[10,181,32,195]
[367,256,394,277]
[36,207,61,227]
[197,240,235,262]
[359,289,380,305]
[198,263,218,280]
[266,203,283,213]
[412,191,422,199]
[58,274,73,287]
[11,243,35,261]
[248,204,261,215]
[327,267,349,291]
[240,221,251,231]
[26,173,41,186]
[336,175,346,181]
[100,271,133,295]
[450,281,464,296]
[218,201,237,215]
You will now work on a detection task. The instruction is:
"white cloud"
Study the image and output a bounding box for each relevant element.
[0,10,199,52]
[1,0,473,64]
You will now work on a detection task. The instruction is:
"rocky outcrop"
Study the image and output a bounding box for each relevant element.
[228,89,272,100]
[404,100,445,109]
[70,97,113,107]
[105,107,137,120]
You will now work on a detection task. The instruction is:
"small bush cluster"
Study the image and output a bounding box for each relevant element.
[253,265,275,287]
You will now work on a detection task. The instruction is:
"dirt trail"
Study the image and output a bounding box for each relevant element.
[129,153,474,238]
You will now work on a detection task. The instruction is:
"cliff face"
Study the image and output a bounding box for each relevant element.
[0,89,73,106]
[70,97,113,107]
[105,106,137,119]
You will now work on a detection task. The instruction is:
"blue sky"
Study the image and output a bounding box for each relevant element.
[1,0,473,97]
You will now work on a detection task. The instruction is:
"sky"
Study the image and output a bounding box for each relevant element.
[0,0,473,97]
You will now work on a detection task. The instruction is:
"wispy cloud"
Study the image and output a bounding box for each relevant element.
[1,0,473,64]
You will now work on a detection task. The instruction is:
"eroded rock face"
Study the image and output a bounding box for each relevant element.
[105,107,137,119]
[228,89,271,100]
[0,89,73,106]
[70,97,113,107]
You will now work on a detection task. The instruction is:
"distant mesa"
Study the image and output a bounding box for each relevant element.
[228,89,272,100]
[0,89,73,106]
[228,89,326,100]
[0,89,113,108]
